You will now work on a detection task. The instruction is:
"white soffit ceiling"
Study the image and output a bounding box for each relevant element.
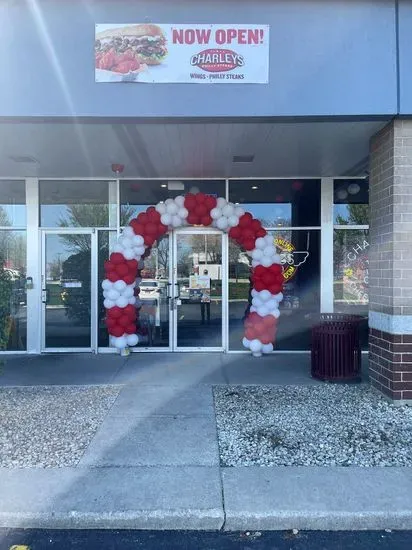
[0,119,389,178]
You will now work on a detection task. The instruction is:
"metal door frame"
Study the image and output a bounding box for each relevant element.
[40,229,97,353]
[171,227,227,352]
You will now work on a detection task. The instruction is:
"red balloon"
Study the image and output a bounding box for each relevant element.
[127,259,138,270]
[205,195,217,209]
[251,219,262,231]
[195,204,208,217]
[229,226,242,240]
[245,328,254,340]
[118,315,130,328]
[124,304,136,318]
[261,334,273,345]
[104,260,114,272]
[269,284,282,294]
[130,221,145,236]
[124,274,135,285]
[256,228,267,238]
[187,213,198,225]
[137,212,148,224]
[195,192,206,203]
[105,318,116,329]
[108,306,123,319]
[110,252,124,265]
[125,323,136,334]
[109,325,124,337]
[144,234,156,247]
[262,272,274,286]
[146,222,158,235]
[254,280,266,292]
[243,239,255,251]
[184,193,196,209]
[201,215,213,226]
[157,223,168,235]
[107,271,119,282]
[146,207,160,222]
[242,229,255,241]
[239,213,253,228]
[116,263,129,277]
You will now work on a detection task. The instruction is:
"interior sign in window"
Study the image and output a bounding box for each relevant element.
[95,24,269,83]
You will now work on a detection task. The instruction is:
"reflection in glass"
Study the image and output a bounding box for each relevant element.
[229,180,320,227]
[176,233,222,348]
[334,229,369,348]
[40,180,115,227]
[0,230,26,350]
[334,179,369,225]
[228,230,320,351]
[44,233,91,348]
[136,235,170,348]
[120,180,225,226]
[0,180,26,227]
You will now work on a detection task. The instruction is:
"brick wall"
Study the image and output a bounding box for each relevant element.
[369,119,412,403]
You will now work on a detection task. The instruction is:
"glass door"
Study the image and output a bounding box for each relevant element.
[172,229,225,351]
[41,230,96,351]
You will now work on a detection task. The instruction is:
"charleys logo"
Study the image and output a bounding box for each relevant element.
[274,237,309,282]
[190,49,244,73]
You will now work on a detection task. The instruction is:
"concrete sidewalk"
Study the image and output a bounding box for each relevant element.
[2,352,411,531]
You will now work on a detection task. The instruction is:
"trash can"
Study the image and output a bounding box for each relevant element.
[311,314,362,382]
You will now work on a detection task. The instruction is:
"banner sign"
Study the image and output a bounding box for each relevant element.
[95,23,269,83]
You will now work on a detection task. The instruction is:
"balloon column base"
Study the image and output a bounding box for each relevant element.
[252,352,262,358]
[120,347,130,357]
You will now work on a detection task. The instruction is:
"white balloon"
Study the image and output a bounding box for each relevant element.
[121,237,134,249]
[264,234,274,245]
[250,339,262,353]
[252,296,262,307]
[126,333,139,346]
[217,197,227,208]
[262,343,273,354]
[132,234,144,246]
[273,292,284,303]
[129,296,137,305]
[123,286,134,298]
[114,336,127,349]
[252,249,263,260]
[122,226,135,238]
[174,195,185,207]
[210,207,221,220]
[242,337,251,349]
[112,244,124,253]
[251,289,258,298]
[259,289,271,302]
[161,213,172,226]
[155,202,167,214]
[266,298,277,310]
[228,215,239,227]
[222,204,234,217]
[263,245,274,257]
[134,246,145,256]
[114,280,127,291]
[116,296,128,308]
[123,248,135,260]
[258,305,269,316]
[166,202,178,215]
[165,198,174,205]
[255,237,266,250]
[104,298,115,309]
[107,289,120,301]
[261,256,272,267]
[216,217,229,230]
[178,207,189,219]
[234,206,245,217]
[270,308,280,319]
[250,305,257,313]
[102,279,113,290]
[252,260,259,268]
[170,215,181,227]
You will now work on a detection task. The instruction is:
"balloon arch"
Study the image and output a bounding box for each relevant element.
[102,193,284,356]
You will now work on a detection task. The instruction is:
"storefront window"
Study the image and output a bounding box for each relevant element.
[40,180,116,228]
[0,180,26,227]
[0,230,27,350]
[229,180,320,227]
[228,229,320,351]
[334,179,369,225]
[333,229,369,348]
[120,180,226,226]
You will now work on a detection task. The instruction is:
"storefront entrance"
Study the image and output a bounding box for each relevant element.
[137,228,225,351]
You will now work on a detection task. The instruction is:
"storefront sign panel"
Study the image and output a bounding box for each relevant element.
[95,24,269,83]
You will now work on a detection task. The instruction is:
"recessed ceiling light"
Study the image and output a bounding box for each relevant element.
[161,184,167,188]
[252,186,258,190]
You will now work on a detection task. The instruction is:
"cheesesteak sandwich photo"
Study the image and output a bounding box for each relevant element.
[95,24,168,74]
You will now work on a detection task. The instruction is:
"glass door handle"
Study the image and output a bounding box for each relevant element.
[166,282,172,300]
[174,282,181,298]
[41,288,50,304]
